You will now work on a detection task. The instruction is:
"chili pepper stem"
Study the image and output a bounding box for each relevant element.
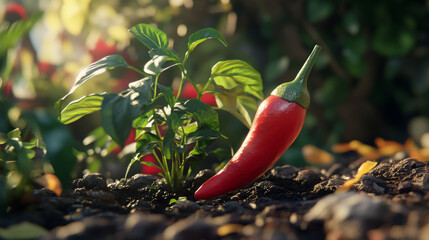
[271,45,321,109]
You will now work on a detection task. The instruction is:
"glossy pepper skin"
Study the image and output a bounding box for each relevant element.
[195,45,321,199]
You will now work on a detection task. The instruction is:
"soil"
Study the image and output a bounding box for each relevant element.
[1,154,429,240]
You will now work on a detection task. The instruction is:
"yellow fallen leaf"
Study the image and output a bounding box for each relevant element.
[217,224,243,236]
[419,149,429,162]
[302,144,334,165]
[374,137,403,156]
[405,139,429,162]
[350,140,381,160]
[35,174,62,197]
[332,140,381,159]
[336,160,377,193]
[331,142,354,153]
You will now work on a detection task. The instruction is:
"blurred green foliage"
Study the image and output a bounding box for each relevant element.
[0,3,76,215]
[228,0,429,166]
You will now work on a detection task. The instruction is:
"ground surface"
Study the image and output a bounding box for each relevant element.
[1,155,429,240]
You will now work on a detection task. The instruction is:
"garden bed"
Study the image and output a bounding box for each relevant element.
[1,155,428,240]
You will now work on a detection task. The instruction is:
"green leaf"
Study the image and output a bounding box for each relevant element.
[83,127,116,152]
[141,160,159,168]
[7,128,21,140]
[210,60,262,128]
[158,85,176,108]
[182,122,198,135]
[140,93,169,114]
[162,129,175,159]
[101,94,133,146]
[56,55,130,111]
[175,144,188,154]
[215,93,257,128]
[314,76,349,106]
[23,112,76,187]
[101,78,152,145]
[17,147,34,176]
[144,49,180,75]
[125,155,140,179]
[167,111,184,133]
[133,110,155,138]
[149,48,180,61]
[0,133,6,145]
[307,0,334,22]
[0,222,48,240]
[169,196,187,205]
[371,25,416,57]
[169,198,178,205]
[236,95,258,127]
[343,36,367,63]
[59,93,106,124]
[185,129,221,144]
[175,99,219,131]
[0,13,43,56]
[343,12,360,35]
[136,132,161,152]
[187,28,228,55]
[211,60,263,100]
[129,23,169,49]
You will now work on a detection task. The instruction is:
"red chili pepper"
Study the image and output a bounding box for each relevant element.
[194,45,321,199]
[5,3,28,21]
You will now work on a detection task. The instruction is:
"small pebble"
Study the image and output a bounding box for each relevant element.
[304,192,390,240]
[219,201,244,214]
[121,212,167,239]
[170,200,200,215]
[127,174,157,190]
[191,169,216,190]
[294,169,323,190]
[312,178,345,197]
[73,173,107,191]
[163,218,217,240]
[353,175,387,195]
[397,181,423,194]
[270,165,299,181]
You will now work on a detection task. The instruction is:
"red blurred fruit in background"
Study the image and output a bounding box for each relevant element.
[88,38,140,91]
[38,62,56,77]
[180,82,217,107]
[5,3,28,21]
[2,81,14,99]
[89,38,118,62]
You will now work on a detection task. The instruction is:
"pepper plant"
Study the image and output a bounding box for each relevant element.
[56,23,263,192]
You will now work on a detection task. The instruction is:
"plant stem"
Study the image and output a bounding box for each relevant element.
[125,155,139,179]
[127,66,148,77]
[151,151,163,173]
[175,77,185,101]
[178,65,201,99]
[153,75,160,97]
[152,150,171,185]
[149,73,173,186]
[201,77,214,95]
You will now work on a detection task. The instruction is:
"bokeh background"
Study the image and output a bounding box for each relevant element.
[2,0,429,175]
